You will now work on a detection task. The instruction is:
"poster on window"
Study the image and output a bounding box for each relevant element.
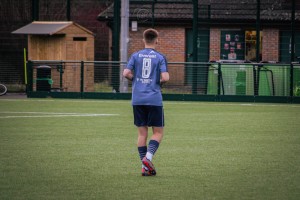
[220,31,245,61]
[228,47,237,60]
[226,34,231,41]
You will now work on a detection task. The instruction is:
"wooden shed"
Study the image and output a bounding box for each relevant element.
[12,21,95,92]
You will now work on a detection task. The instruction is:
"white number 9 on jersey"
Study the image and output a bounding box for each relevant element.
[142,58,151,78]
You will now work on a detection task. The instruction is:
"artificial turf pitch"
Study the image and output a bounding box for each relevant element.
[0,99,299,200]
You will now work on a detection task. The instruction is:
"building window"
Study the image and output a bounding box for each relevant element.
[73,37,87,41]
[245,31,262,62]
[220,30,262,61]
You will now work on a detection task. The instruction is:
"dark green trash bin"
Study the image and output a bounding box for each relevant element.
[36,65,53,91]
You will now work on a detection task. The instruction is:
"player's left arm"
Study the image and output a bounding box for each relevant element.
[160,72,169,84]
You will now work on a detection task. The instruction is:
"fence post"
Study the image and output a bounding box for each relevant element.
[253,64,259,96]
[192,0,198,94]
[80,61,84,93]
[290,63,294,97]
[256,0,261,62]
[27,60,33,92]
[290,0,295,63]
[59,64,63,90]
[151,0,155,28]
[32,0,39,21]
[217,62,221,95]
[67,0,71,21]
[290,0,295,98]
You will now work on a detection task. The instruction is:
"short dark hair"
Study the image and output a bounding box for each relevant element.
[143,28,159,44]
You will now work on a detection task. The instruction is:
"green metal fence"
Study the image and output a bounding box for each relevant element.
[26,60,300,103]
[207,62,293,97]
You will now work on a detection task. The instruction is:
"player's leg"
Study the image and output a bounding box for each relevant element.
[142,106,164,175]
[151,127,164,143]
[137,126,148,147]
[133,105,151,176]
[137,126,148,165]
[145,127,163,161]
[142,127,163,175]
[137,126,151,176]
[146,105,164,160]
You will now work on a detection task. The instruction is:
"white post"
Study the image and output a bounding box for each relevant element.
[119,0,129,93]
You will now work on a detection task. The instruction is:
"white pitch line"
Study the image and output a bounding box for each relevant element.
[0,111,86,115]
[165,101,300,108]
[0,114,118,118]
[0,111,119,119]
[2,98,300,108]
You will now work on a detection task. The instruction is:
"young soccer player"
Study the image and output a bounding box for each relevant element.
[123,28,169,176]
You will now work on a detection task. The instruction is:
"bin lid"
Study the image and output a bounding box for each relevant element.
[37,65,51,69]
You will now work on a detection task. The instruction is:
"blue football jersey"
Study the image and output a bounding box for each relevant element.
[126,48,168,106]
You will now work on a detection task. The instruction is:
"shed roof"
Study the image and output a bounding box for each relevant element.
[12,21,94,35]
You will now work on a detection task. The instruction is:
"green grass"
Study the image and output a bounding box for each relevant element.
[0,99,300,200]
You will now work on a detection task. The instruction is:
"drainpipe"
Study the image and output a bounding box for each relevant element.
[112,1,121,92]
[119,0,129,93]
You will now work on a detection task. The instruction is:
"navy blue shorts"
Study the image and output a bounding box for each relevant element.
[133,105,164,127]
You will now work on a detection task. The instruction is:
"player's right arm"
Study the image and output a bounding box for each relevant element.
[123,53,135,81]
[123,69,134,81]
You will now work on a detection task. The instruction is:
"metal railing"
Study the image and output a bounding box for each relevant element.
[26,60,300,102]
